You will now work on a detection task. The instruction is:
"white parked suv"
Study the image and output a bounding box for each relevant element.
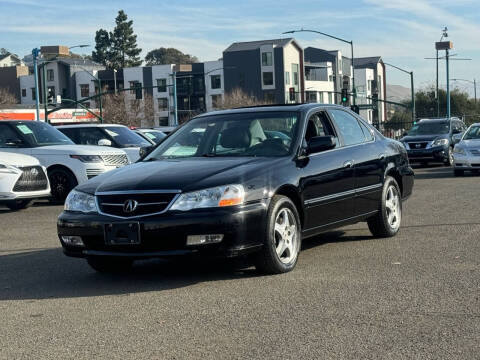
[0,121,130,201]
[57,124,152,162]
[0,151,51,210]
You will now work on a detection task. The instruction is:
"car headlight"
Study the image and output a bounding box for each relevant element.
[170,184,245,211]
[0,163,21,174]
[64,190,98,213]
[453,146,466,155]
[70,155,103,163]
[432,138,449,146]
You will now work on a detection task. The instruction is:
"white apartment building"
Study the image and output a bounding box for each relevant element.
[204,60,224,112]
[304,61,335,104]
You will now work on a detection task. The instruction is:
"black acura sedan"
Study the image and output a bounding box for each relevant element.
[58,104,414,274]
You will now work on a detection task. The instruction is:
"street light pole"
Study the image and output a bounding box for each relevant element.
[452,78,477,104]
[113,69,117,95]
[32,48,41,121]
[446,49,451,119]
[384,62,415,123]
[283,29,356,105]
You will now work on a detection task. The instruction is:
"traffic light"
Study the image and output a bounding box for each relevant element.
[135,83,142,100]
[47,88,54,104]
[341,88,348,104]
[289,87,295,102]
[372,93,378,110]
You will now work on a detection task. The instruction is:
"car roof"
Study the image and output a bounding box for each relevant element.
[56,124,126,128]
[418,117,461,123]
[194,103,345,118]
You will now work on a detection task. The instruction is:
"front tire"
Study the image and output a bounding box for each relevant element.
[5,199,33,211]
[253,196,301,274]
[367,176,402,238]
[48,168,77,202]
[86,257,133,273]
[444,147,454,166]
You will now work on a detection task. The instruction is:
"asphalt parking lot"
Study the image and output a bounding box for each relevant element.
[1,166,479,359]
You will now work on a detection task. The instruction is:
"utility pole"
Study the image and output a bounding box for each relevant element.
[171,71,178,126]
[452,78,477,104]
[32,48,41,121]
[446,48,450,119]
[436,27,448,117]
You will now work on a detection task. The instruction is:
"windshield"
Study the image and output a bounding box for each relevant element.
[140,130,167,143]
[408,122,450,136]
[15,122,74,147]
[103,126,151,147]
[144,111,300,160]
[463,126,480,140]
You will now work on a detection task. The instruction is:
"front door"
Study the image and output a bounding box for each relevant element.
[0,123,32,156]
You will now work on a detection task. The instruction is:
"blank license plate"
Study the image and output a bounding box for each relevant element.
[105,222,141,245]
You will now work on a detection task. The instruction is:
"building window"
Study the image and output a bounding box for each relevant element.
[328,92,333,104]
[158,98,168,111]
[21,89,26,97]
[31,88,36,100]
[129,81,140,94]
[285,71,290,85]
[306,92,317,103]
[262,72,273,86]
[47,69,54,81]
[211,94,222,108]
[329,75,333,82]
[156,78,167,92]
[261,52,272,66]
[292,64,299,86]
[80,84,89,97]
[158,116,169,126]
[319,92,324,103]
[210,75,221,89]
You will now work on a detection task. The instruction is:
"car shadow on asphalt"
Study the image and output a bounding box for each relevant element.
[413,166,455,180]
[0,230,364,301]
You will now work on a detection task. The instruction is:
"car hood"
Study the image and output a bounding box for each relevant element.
[460,139,480,148]
[400,135,447,142]
[30,145,127,156]
[0,151,40,167]
[77,157,280,194]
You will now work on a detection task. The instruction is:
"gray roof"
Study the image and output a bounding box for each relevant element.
[353,56,382,68]
[57,57,102,67]
[224,38,296,52]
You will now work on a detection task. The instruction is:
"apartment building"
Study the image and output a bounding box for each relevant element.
[0,53,24,67]
[304,61,335,104]
[0,65,29,102]
[204,60,224,111]
[223,38,304,104]
[354,57,387,124]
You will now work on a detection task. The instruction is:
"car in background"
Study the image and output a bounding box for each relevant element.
[0,121,129,201]
[0,152,50,210]
[400,118,467,166]
[452,123,480,176]
[133,128,167,144]
[57,124,153,162]
[155,126,176,136]
[58,104,413,274]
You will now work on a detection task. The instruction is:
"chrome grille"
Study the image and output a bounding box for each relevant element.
[96,191,179,218]
[408,142,428,149]
[101,154,129,167]
[13,166,48,192]
[86,169,104,179]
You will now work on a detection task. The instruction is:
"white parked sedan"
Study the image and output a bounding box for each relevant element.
[453,123,480,176]
[0,152,50,210]
[0,121,130,201]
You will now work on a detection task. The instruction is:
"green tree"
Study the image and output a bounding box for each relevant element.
[145,47,198,66]
[110,10,142,68]
[0,48,9,56]
[92,29,112,67]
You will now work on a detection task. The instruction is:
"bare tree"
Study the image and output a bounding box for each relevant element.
[218,88,272,110]
[102,92,155,127]
[0,88,17,105]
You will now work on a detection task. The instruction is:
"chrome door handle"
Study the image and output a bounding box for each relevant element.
[379,153,386,160]
[343,160,353,168]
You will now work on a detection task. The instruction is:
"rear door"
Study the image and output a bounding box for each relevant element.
[327,109,384,217]
[301,110,356,231]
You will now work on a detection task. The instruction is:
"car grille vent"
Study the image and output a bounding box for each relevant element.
[408,142,428,149]
[96,192,179,218]
[101,154,129,167]
[13,166,48,192]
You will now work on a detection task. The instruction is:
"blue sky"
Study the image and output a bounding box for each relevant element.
[1,0,479,97]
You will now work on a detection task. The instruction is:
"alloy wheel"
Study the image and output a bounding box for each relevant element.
[273,208,299,264]
[385,185,401,230]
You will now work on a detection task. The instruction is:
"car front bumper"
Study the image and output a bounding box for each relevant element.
[57,201,268,259]
[406,145,449,162]
[453,153,480,170]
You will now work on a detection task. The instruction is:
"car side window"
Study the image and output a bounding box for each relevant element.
[0,125,24,147]
[305,112,339,147]
[358,121,374,141]
[75,128,110,146]
[329,109,366,146]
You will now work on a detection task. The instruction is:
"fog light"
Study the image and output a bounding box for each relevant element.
[186,234,224,246]
[61,236,84,247]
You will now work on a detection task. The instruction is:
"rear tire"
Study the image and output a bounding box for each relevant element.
[454,169,464,176]
[367,176,402,238]
[87,257,133,273]
[48,168,77,202]
[253,196,301,274]
[5,199,33,211]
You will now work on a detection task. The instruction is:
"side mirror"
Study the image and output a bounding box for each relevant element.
[452,128,462,135]
[98,139,112,147]
[402,132,408,137]
[452,133,463,144]
[307,135,336,155]
[139,145,155,158]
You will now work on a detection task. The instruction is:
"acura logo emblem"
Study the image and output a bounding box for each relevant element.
[123,199,138,213]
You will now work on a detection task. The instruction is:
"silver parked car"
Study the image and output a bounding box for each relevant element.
[452,123,480,176]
